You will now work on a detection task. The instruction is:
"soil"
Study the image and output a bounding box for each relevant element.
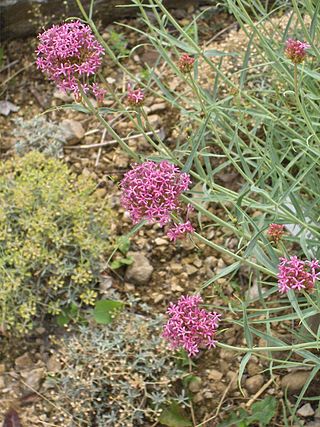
[0,5,319,427]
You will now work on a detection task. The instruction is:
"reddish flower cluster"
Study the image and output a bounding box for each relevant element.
[285,39,310,64]
[36,21,105,101]
[120,161,191,226]
[127,84,144,106]
[178,53,195,73]
[163,295,221,356]
[268,223,285,244]
[277,256,320,293]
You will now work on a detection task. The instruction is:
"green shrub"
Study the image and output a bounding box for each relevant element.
[0,152,111,334]
[46,306,185,427]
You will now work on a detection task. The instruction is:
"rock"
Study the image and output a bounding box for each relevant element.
[47,355,61,373]
[0,364,5,374]
[226,371,238,391]
[148,114,161,128]
[53,89,72,102]
[281,371,312,394]
[297,403,315,418]
[153,294,164,303]
[147,102,167,114]
[125,253,154,285]
[193,258,202,268]
[171,263,184,274]
[247,362,260,376]
[186,264,198,276]
[220,349,236,362]
[245,374,264,394]
[94,188,107,198]
[15,353,33,370]
[154,237,169,246]
[0,376,5,389]
[60,119,85,145]
[21,368,45,391]
[207,369,223,381]
[1,0,200,41]
[188,376,202,393]
[204,391,214,399]
[305,422,320,427]
[99,275,113,293]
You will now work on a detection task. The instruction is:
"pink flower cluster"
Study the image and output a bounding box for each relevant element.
[285,39,310,64]
[268,223,285,244]
[120,161,191,226]
[127,84,144,106]
[277,256,320,293]
[36,21,106,101]
[167,220,194,242]
[163,295,221,357]
[178,53,195,73]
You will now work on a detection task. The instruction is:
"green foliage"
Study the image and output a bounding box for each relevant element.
[218,396,277,427]
[47,305,185,426]
[0,152,112,333]
[108,30,129,57]
[14,116,66,158]
[159,402,192,427]
[92,298,123,324]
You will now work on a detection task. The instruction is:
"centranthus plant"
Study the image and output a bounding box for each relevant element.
[39,0,320,422]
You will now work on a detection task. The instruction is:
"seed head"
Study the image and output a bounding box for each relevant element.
[285,39,310,64]
[268,223,285,244]
[178,54,195,74]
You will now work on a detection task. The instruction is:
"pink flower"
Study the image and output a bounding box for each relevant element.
[178,53,195,73]
[163,295,221,357]
[91,82,107,104]
[36,21,105,101]
[277,256,320,293]
[167,220,194,241]
[120,161,191,225]
[268,223,285,244]
[285,39,310,64]
[127,84,144,106]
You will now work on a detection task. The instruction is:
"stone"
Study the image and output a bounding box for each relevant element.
[125,252,154,285]
[186,264,198,276]
[94,188,107,198]
[47,355,61,373]
[53,89,72,102]
[0,376,5,389]
[188,376,202,393]
[15,353,33,370]
[297,403,315,418]
[207,369,223,381]
[281,371,312,394]
[226,371,238,391]
[60,119,85,145]
[21,368,45,391]
[305,422,320,427]
[1,0,201,41]
[99,275,113,293]
[154,237,169,246]
[245,374,264,394]
[220,349,236,362]
[247,362,260,376]
[0,364,5,374]
[171,263,184,274]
